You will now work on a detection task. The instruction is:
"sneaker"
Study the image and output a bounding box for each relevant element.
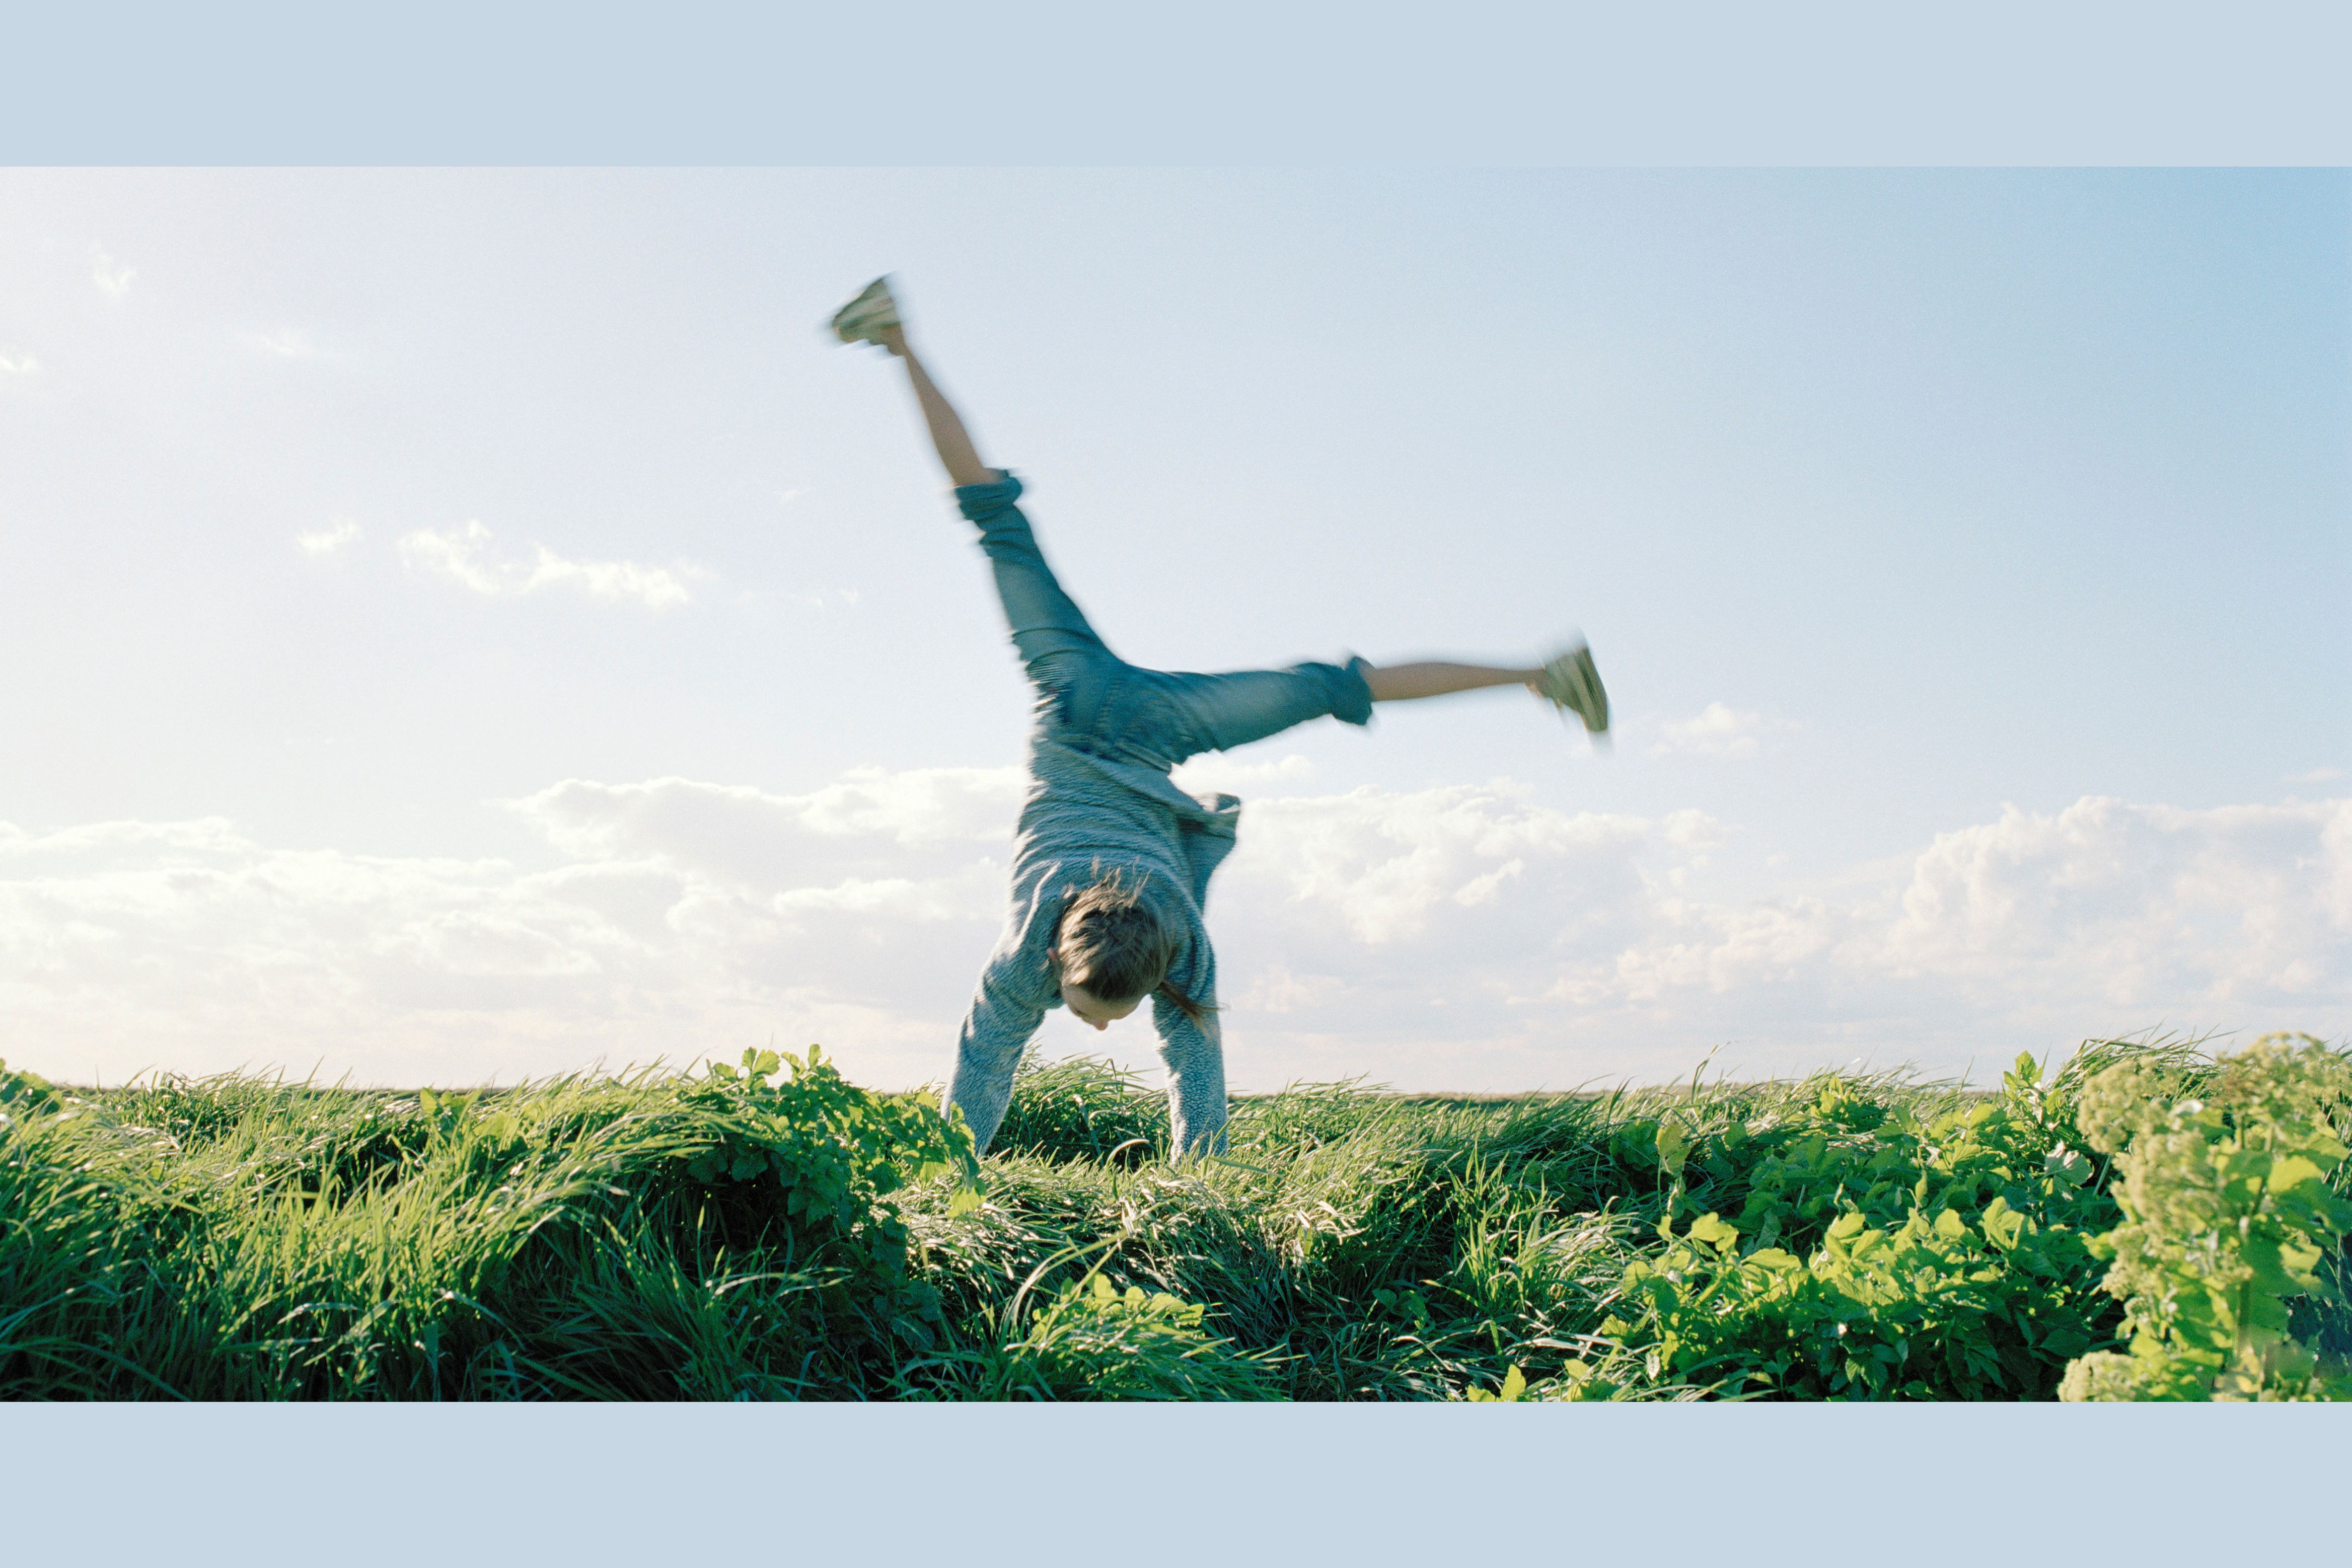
[1535,641,1610,740]
[827,275,901,346]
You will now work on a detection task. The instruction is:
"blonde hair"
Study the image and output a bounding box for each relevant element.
[1054,868,1215,1026]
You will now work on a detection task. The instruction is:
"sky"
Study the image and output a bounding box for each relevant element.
[2,167,2345,1095]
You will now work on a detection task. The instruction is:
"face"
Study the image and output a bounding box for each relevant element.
[1048,949,1143,1031]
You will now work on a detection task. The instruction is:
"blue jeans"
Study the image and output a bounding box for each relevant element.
[956,473,1374,765]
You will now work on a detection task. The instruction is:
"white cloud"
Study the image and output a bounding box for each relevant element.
[3,771,2343,1096]
[0,768,1021,1089]
[512,771,1017,867]
[248,329,316,359]
[0,349,39,378]
[399,520,703,610]
[1649,702,1782,759]
[91,247,135,298]
[1170,752,1318,796]
[297,517,362,557]
[2288,767,2343,785]
[1198,787,2351,1085]
[1853,797,2352,1005]
[522,549,699,608]
[1218,779,1656,945]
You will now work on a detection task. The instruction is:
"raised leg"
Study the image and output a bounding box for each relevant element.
[881,329,998,490]
[1145,651,1585,770]
[867,320,1118,698]
[1371,651,1610,737]
[851,296,1604,740]
[1363,660,1550,702]
[1152,661,1376,766]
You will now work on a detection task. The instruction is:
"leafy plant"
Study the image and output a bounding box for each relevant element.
[636,1045,985,1355]
[680,1046,979,1215]
[896,1212,1281,1400]
[2060,1033,2352,1402]
[1597,1052,2126,1399]
[1463,1364,1527,1401]
[20,1034,2338,1402]
[986,1271,1281,1400]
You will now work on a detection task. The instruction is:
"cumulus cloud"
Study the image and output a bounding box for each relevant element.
[1856,797,2352,1005]
[1203,789,2350,1088]
[1216,780,1654,946]
[0,348,39,378]
[3,770,2343,1096]
[1170,751,1319,796]
[2288,767,2343,785]
[512,771,1017,873]
[399,520,703,610]
[297,517,362,557]
[0,768,1021,1089]
[1649,702,1784,759]
[91,246,135,298]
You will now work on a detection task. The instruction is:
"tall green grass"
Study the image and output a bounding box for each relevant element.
[0,1053,952,1399]
[3,1034,2340,1400]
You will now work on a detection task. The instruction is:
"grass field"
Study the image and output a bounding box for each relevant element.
[3,1035,2345,1401]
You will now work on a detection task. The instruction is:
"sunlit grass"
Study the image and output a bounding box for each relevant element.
[3,1031,2337,1400]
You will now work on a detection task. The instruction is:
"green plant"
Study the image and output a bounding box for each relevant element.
[680,1047,980,1215]
[896,1205,1282,1400]
[2060,1033,2352,1402]
[17,1035,2323,1401]
[982,1049,1165,1165]
[1462,1364,1528,1401]
[0,1050,983,1399]
[0,1058,65,1124]
[1597,1052,2127,1399]
[975,1271,1281,1400]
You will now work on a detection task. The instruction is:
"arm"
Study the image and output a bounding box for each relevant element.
[1150,933,1229,1158]
[1151,997,1229,1159]
[943,957,1051,1154]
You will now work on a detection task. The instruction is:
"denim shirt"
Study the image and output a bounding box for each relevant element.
[958,733,1239,1075]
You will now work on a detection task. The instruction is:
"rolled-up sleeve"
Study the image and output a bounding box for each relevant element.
[1326,656,1376,727]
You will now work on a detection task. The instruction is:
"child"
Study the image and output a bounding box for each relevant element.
[831,277,1607,1157]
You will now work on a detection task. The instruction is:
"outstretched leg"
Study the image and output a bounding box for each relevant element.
[877,324,998,490]
[853,304,1118,704]
[1372,648,1611,737]
[840,283,1607,742]
[1150,648,1607,769]
[1364,661,1546,702]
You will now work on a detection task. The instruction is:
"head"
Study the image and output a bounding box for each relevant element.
[1047,870,1211,1031]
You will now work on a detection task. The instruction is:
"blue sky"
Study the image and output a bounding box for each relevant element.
[2,168,2344,1092]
